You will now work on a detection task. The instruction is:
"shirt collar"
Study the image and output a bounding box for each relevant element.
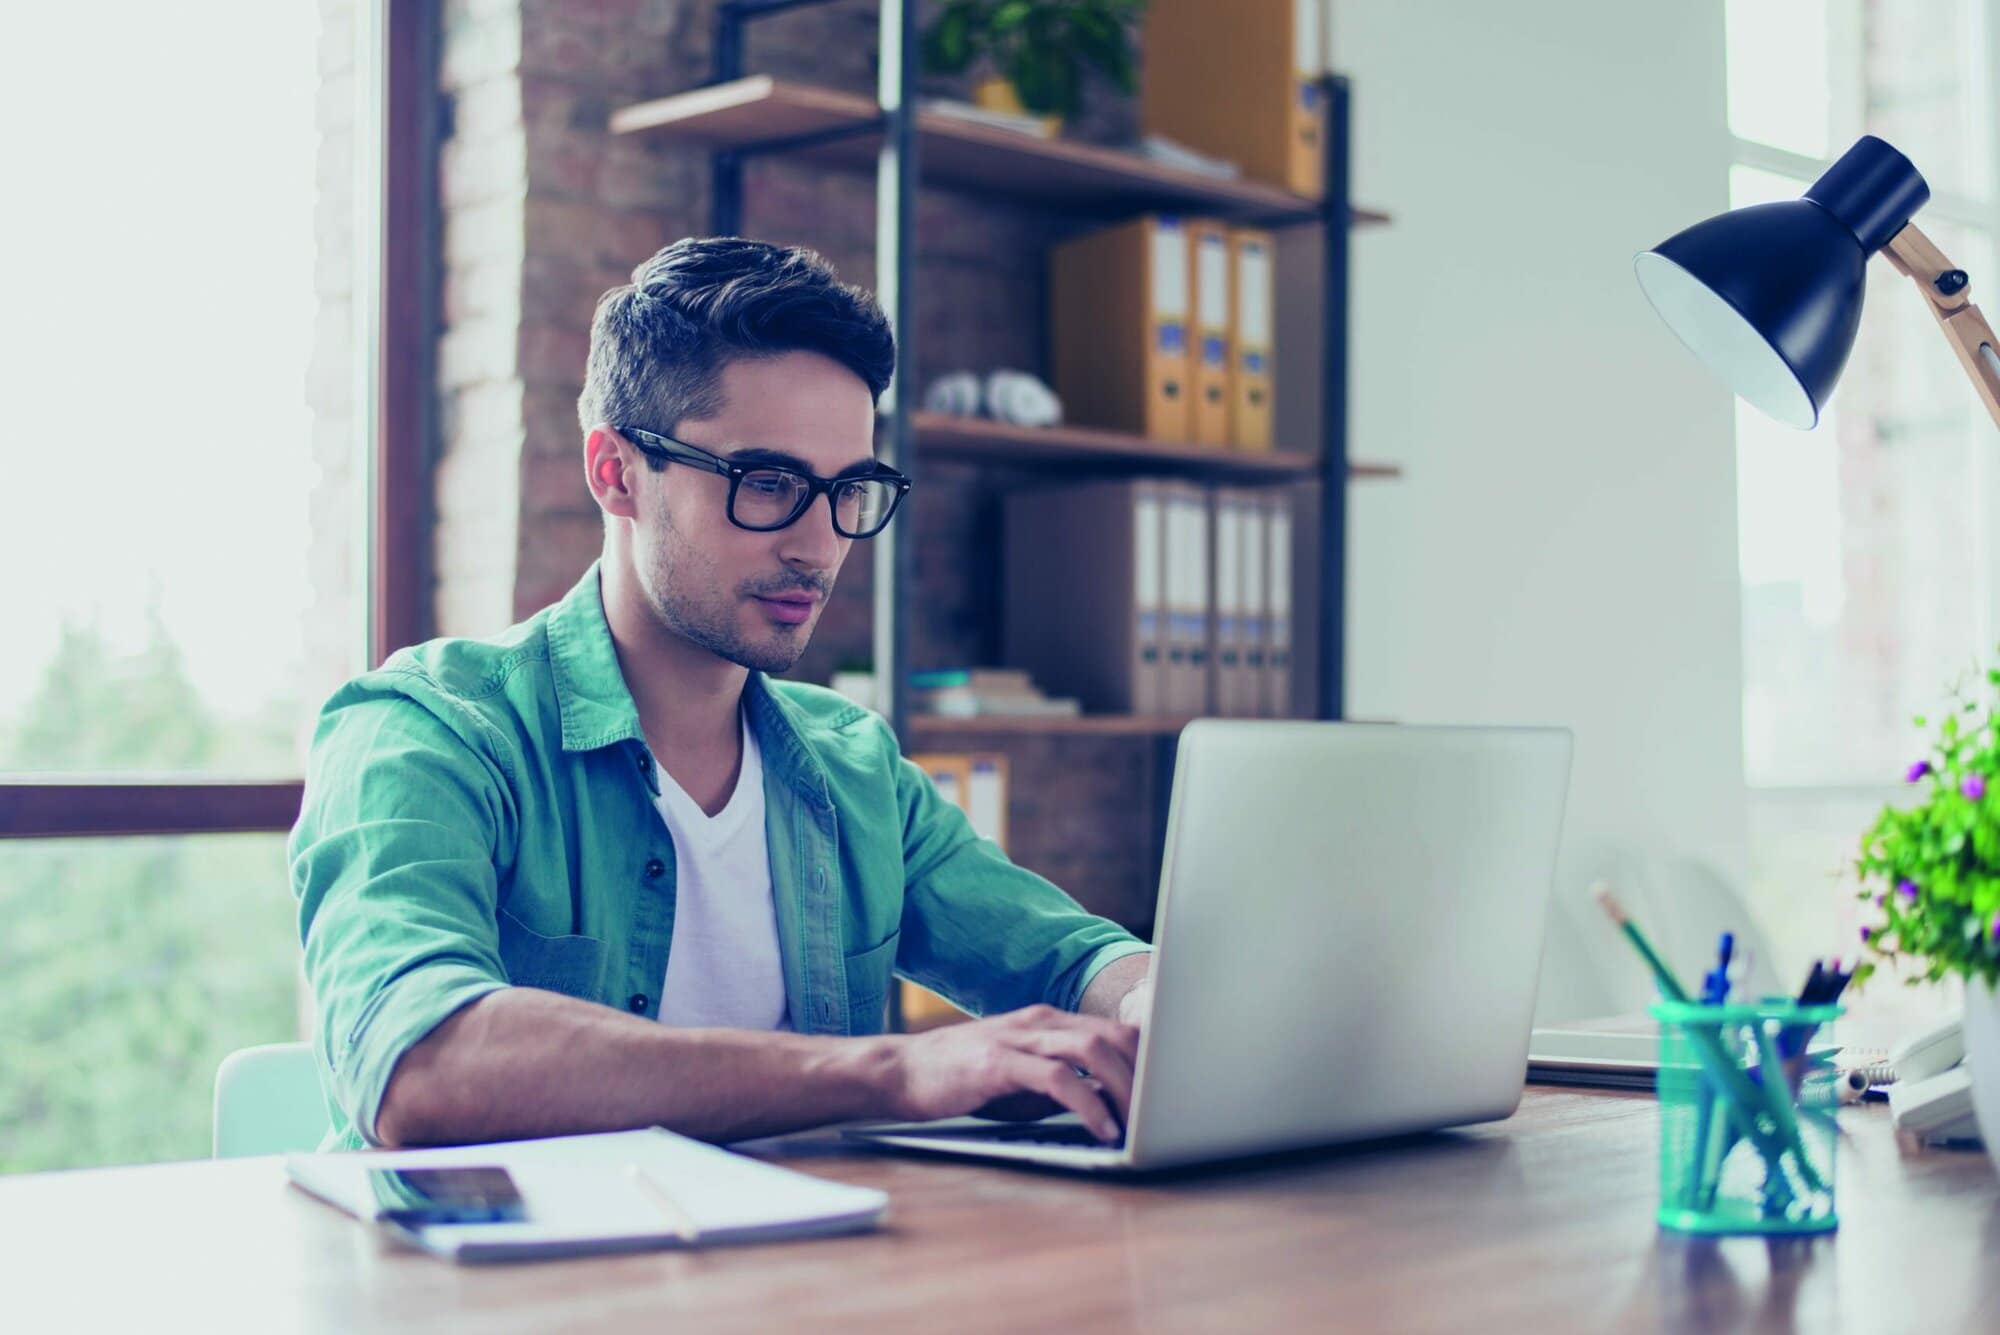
[545,561,835,809]
[546,561,647,753]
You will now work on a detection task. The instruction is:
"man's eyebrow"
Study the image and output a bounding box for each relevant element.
[726,446,881,478]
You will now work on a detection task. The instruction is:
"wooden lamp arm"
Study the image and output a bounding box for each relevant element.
[1882,221,2000,430]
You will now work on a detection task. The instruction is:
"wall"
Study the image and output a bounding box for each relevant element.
[1328,0,1751,1020]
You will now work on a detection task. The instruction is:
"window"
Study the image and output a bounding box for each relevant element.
[0,0,433,1172]
[1728,0,1996,1018]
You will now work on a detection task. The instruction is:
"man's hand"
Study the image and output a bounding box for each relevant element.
[885,1005,1139,1142]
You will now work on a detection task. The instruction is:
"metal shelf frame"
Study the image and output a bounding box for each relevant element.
[705,0,1353,734]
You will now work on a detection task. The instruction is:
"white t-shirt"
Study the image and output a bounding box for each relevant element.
[651,711,791,1031]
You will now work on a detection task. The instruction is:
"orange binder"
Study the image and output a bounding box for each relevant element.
[1189,219,1234,448]
[1141,0,1326,199]
[1051,215,1193,441]
[1229,228,1276,452]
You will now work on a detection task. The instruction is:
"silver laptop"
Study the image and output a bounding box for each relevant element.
[844,719,1574,1172]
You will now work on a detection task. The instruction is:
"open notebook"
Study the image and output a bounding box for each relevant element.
[285,1127,888,1263]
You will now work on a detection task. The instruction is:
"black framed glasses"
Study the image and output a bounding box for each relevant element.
[618,426,912,539]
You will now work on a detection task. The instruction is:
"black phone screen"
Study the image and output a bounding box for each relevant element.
[367,1165,526,1224]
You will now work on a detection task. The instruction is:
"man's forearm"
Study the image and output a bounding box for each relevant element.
[374,987,901,1148]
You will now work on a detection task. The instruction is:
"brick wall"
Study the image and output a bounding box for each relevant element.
[325,0,1166,928]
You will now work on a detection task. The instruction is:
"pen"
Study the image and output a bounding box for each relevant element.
[1702,931,1735,1004]
[624,1163,702,1245]
[1591,884,1799,1182]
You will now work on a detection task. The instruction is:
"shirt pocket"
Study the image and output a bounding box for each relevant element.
[497,907,608,1002]
[842,929,900,1035]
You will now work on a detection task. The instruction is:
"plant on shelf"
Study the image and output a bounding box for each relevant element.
[920,0,1146,128]
[1853,661,2000,1167]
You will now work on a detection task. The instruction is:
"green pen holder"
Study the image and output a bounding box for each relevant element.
[1651,999,1844,1236]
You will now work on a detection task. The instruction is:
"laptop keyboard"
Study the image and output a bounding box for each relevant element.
[907,1121,1126,1151]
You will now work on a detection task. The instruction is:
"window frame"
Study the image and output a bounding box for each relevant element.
[1733,0,2000,800]
[0,0,439,841]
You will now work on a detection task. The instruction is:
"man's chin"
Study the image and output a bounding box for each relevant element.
[728,618,813,674]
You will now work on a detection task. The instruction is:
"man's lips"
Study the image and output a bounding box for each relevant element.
[753,592,819,624]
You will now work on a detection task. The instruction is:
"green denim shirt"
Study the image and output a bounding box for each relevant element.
[288,562,1149,1149]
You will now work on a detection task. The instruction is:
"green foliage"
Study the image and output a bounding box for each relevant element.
[0,618,305,1174]
[921,0,1146,118]
[1853,666,2000,992]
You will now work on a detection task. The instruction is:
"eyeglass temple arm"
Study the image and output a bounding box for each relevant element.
[1882,220,2000,432]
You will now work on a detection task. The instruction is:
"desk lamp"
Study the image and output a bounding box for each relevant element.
[1635,135,2000,430]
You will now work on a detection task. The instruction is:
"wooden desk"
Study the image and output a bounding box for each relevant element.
[4,1090,1995,1332]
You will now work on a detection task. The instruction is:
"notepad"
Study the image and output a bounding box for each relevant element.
[285,1127,888,1263]
[1528,1016,1840,1091]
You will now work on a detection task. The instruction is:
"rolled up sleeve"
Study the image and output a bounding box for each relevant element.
[287,675,515,1147]
[890,745,1151,1017]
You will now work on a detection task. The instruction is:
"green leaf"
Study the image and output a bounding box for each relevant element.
[1007,45,1081,116]
[991,0,1033,34]
[922,6,980,75]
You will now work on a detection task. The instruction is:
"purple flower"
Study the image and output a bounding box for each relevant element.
[1907,760,1932,782]
[1992,917,2000,942]
[1898,879,1920,903]
[1966,773,1989,802]
[1860,926,1873,944]
[1876,892,1889,907]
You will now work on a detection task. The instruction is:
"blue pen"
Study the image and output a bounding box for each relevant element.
[1702,932,1735,1004]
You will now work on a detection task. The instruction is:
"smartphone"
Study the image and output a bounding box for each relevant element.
[367,1165,526,1225]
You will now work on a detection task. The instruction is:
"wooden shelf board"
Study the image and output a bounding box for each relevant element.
[613,77,1393,225]
[907,714,1201,737]
[912,412,1401,480]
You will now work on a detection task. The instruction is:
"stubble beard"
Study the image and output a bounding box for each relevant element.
[640,514,824,674]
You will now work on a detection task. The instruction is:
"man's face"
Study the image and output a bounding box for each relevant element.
[628,350,876,674]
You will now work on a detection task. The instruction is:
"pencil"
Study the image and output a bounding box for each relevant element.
[625,1163,702,1245]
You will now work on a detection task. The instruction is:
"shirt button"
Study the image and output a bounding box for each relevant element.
[644,857,666,880]
[814,867,828,890]
[629,994,649,1014]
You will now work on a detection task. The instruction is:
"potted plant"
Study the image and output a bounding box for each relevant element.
[920,0,1145,133]
[1854,666,2000,1168]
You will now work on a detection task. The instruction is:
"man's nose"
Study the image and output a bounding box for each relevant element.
[778,492,845,569]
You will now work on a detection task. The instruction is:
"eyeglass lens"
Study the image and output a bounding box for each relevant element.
[732,469,897,535]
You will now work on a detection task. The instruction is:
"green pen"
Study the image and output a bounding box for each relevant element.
[1591,884,1801,1180]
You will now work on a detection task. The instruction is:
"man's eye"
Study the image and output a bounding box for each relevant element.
[744,473,792,497]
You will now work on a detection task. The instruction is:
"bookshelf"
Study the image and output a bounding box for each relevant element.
[615,0,1385,983]
[612,74,1393,227]
[911,412,1401,481]
[909,714,1200,738]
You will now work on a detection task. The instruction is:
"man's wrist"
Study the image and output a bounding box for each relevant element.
[1078,948,1153,1022]
[812,1032,908,1122]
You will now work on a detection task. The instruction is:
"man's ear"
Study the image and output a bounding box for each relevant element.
[584,426,640,520]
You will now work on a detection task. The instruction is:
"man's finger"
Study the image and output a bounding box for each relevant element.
[1003,1053,1122,1143]
[1021,1029,1136,1122]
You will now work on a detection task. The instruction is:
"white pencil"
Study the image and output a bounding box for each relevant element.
[624,1163,702,1245]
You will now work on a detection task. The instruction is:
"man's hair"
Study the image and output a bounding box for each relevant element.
[577,237,896,467]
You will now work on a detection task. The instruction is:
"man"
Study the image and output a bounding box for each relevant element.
[291,237,1153,1152]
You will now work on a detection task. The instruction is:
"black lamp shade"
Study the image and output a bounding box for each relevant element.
[1635,136,1929,429]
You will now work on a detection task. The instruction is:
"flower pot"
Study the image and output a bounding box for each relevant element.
[1967,977,2000,1175]
[972,76,1062,135]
